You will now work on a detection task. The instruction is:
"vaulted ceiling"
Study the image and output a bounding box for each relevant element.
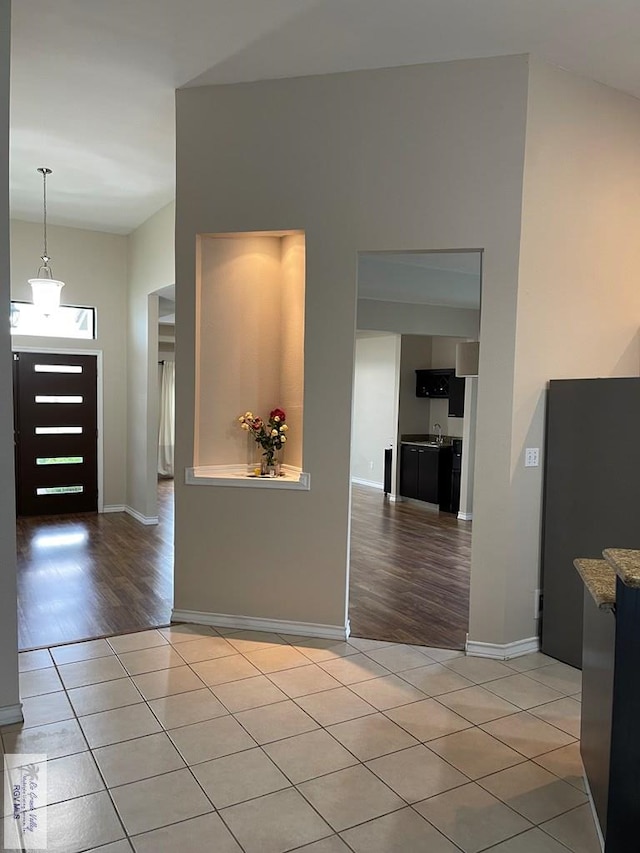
[10,0,640,233]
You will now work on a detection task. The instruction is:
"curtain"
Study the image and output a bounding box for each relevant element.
[158,360,175,478]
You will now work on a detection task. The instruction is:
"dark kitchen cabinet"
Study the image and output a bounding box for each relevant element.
[416,369,465,418]
[448,375,465,418]
[418,447,440,503]
[400,444,454,507]
[450,439,462,514]
[399,445,420,499]
[415,369,453,398]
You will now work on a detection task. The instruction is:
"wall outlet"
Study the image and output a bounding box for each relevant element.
[525,447,540,467]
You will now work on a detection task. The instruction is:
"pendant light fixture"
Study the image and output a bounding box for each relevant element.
[29,167,65,314]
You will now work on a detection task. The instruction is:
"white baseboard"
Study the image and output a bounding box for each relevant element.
[457,511,473,520]
[351,477,384,490]
[584,770,605,852]
[102,504,125,514]
[466,636,540,660]
[171,609,349,641]
[0,703,23,726]
[125,506,159,526]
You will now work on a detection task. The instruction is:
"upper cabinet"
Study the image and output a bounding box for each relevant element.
[415,368,452,398]
[448,375,465,418]
[415,368,465,417]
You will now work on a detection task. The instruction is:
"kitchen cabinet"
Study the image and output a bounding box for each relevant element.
[400,443,453,507]
[415,369,452,398]
[415,368,465,418]
[448,375,465,418]
[399,445,420,499]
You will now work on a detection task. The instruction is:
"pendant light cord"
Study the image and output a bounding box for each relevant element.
[42,168,48,261]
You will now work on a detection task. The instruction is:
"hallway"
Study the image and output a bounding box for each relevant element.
[16,481,174,650]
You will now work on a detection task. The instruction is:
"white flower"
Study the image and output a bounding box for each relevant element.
[274,416,281,422]
[238,416,245,423]
[281,435,287,443]
[279,426,286,433]
[245,411,253,419]
[281,424,289,431]
[241,423,249,430]
[271,429,278,436]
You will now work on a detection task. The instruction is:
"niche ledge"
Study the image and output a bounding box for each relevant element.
[185,464,310,491]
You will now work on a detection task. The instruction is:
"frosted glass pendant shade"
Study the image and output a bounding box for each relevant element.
[29,278,65,315]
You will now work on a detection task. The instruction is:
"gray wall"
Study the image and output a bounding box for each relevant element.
[0,0,20,720]
[174,56,528,636]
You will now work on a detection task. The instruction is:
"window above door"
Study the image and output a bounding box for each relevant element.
[10,301,96,340]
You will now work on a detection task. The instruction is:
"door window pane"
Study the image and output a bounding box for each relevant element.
[35,395,83,404]
[35,426,83,435]
[34,364,83,374]
[36,486,84,496]
[36,457,84,466]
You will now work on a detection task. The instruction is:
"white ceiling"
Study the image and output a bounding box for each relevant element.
[10,0,640,234]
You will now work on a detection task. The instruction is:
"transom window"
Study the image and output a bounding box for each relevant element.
[10,301,96,339]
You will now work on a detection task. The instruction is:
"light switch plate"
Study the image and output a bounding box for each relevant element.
[525,447,540,467]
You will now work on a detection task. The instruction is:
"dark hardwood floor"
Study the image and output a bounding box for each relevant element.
[16,480,174,650]
[349,484,471,649]
[17,480,470,652]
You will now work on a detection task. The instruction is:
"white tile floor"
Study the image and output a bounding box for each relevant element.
[0,626,600,853]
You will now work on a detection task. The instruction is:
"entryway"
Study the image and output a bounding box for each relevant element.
[13,351,98,515]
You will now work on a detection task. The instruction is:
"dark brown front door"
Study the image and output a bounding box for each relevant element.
[13,352,98,515]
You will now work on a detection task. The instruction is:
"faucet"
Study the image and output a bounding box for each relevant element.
[434,423,443,444]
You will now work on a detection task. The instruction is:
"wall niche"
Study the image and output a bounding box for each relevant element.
[191,231,306,487]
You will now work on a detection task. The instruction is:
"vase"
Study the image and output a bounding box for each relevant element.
[261,448,282,477]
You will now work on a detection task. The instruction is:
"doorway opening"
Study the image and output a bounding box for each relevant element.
[348,250,482,649]
[156,285,176,485]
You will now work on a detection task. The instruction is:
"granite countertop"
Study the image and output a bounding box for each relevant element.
[603,549,640,589]
[573,558,616,611]
[400,434,456,447]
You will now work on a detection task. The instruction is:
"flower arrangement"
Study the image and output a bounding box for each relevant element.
[239,407,288,472]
